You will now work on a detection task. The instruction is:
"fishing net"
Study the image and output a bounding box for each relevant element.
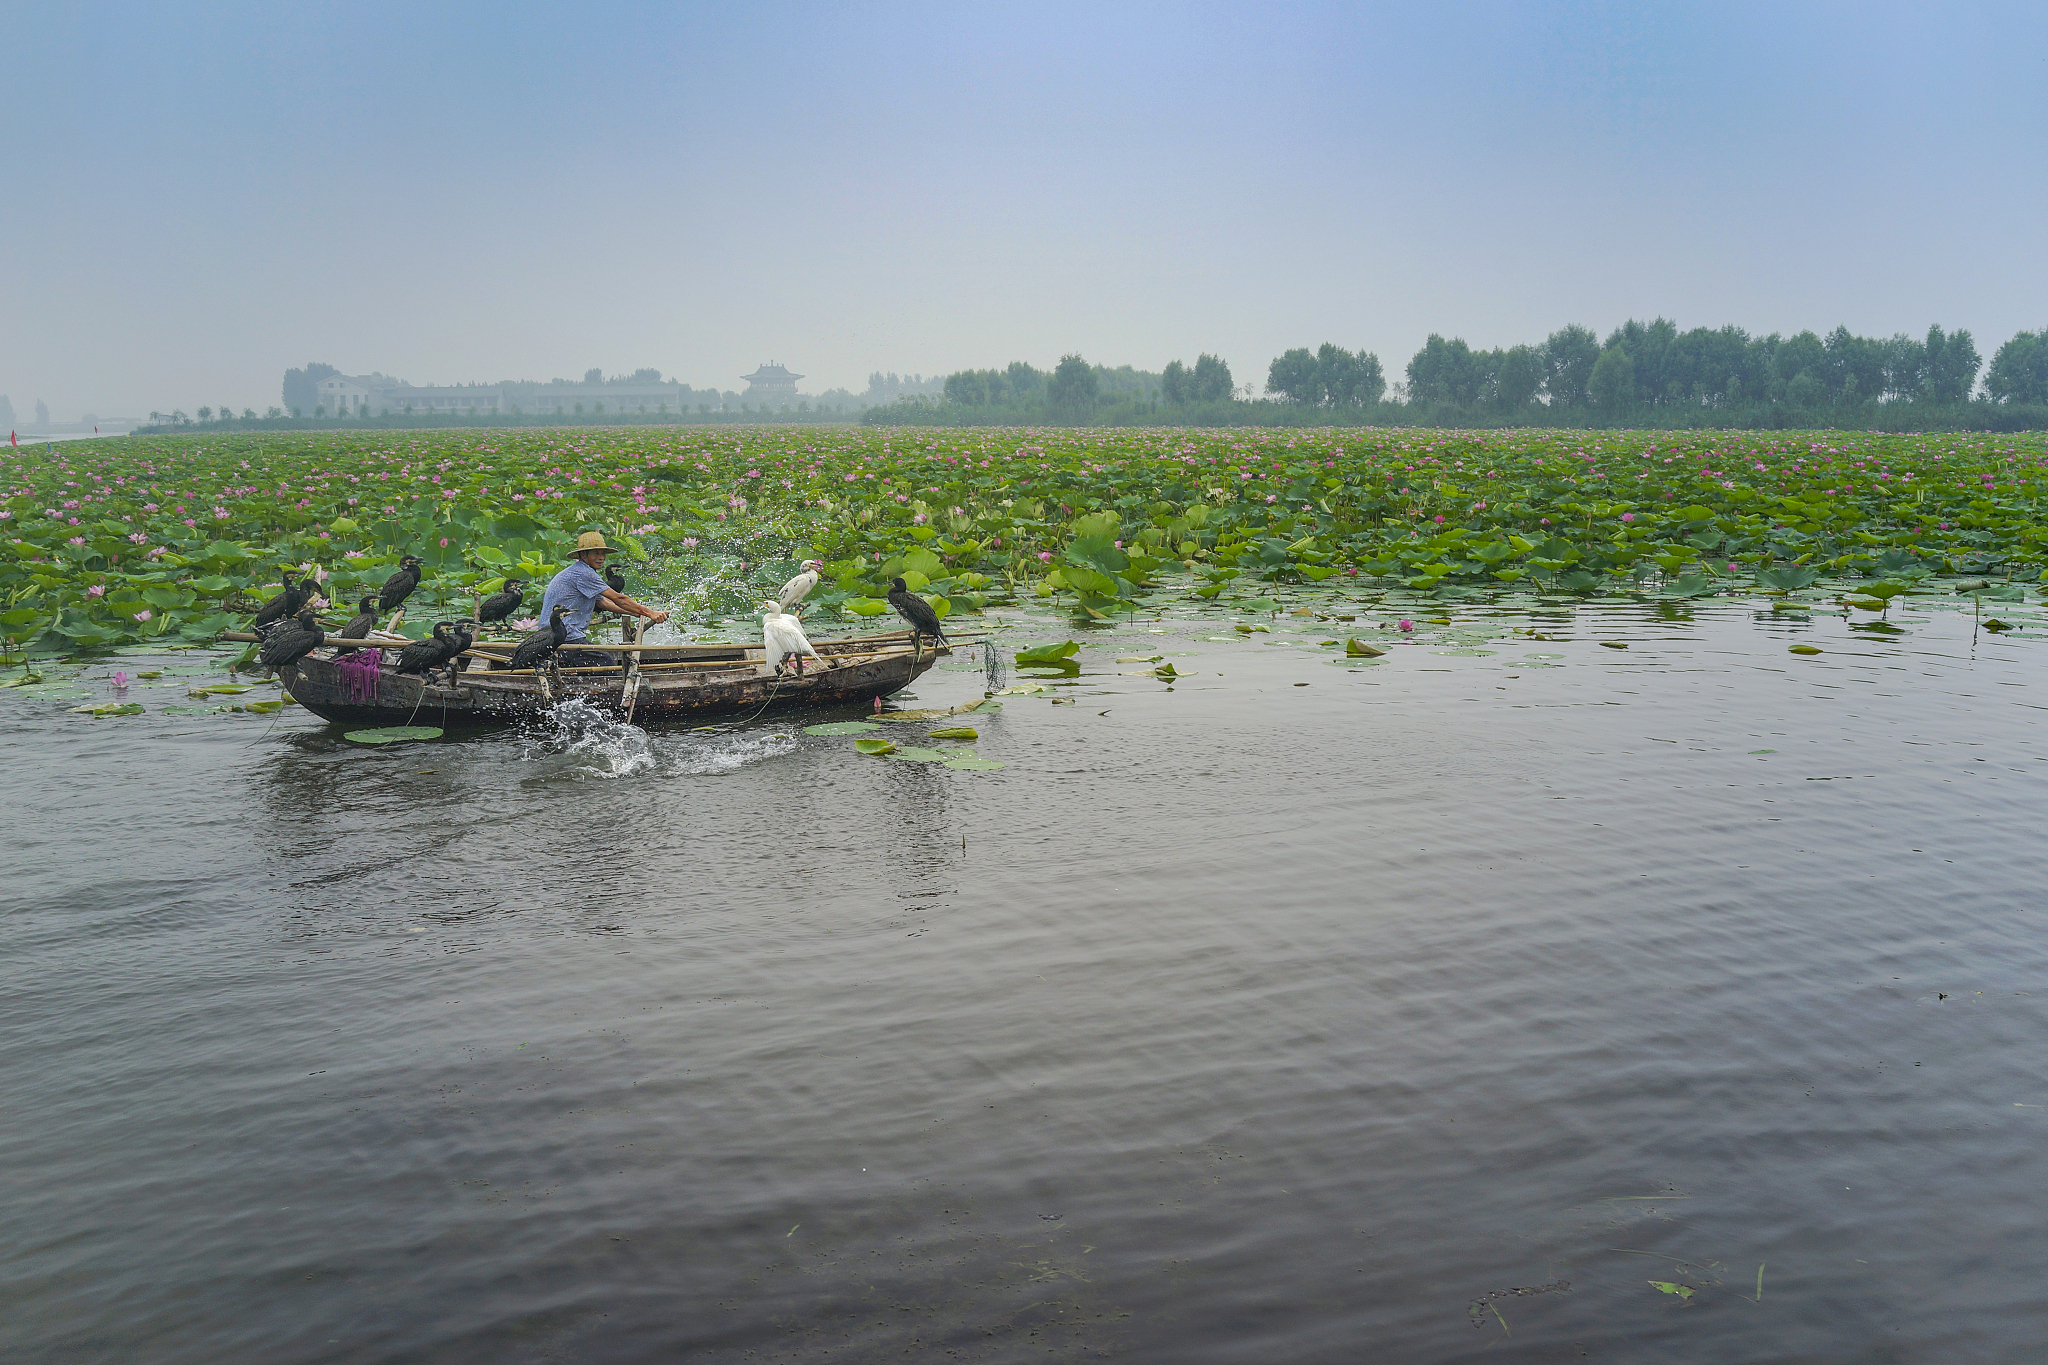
[334,648,384,703]
[983,640,1005,695]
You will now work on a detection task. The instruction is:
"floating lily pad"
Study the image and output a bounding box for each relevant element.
[1325,656,1383,667]
[243,699,284,714]
[803,720,881,735]
[1432,648,1497,656]
[889,745,947,763]
[928,726,978,740]
[1346,638,1384,657]
[1789,645,1822,655]
[345,726,444,744]
[854,737,897,755]
[997,683,1047,695]
[69,702,145,717]
[942,755,1007,771]
[1015,640,1080,664]
[1599,641,1629,650]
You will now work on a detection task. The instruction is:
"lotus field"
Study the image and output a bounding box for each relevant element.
[5,425,2046,654]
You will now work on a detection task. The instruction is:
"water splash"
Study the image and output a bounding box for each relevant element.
[521,696,654,779]
[674,729,799,776]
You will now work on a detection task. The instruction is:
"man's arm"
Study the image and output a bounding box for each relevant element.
[597,588,669,625]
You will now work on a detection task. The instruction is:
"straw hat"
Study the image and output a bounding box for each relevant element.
[568,531,613,558]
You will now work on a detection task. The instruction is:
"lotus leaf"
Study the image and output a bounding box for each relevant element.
[942,755,1006,770]
[1346,639,1385,657]
[345,726,444,744]
[803,721,881,735]
[888,746,947,763]
[1789,645,1822,654]
[927,726,978,739]
[1015,640,1080,664]
[854,738,897,755]
[1599,641,1629,649]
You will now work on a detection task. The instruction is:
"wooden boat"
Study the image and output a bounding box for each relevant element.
[222,626,976,729]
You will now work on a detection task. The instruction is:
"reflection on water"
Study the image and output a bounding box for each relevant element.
[3,591,2047,1363]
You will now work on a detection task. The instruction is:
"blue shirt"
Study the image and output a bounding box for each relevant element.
[539,560,611,643]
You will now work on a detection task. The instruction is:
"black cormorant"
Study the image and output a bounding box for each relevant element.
[477,578,526,624]
[257,606,323,670]
[395,622,453,676]
[250,571,304,630]
[378,555,424,611]
[333,595,379,653]
[510,605,570,671]
[887,577,950,646]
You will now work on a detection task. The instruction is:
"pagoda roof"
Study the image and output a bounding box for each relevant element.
[741,363,803,381]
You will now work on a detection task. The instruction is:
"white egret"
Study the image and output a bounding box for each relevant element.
[778,559,825,614]
[761,600,821,675]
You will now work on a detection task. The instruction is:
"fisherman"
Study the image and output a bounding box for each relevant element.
[538,531,668,667]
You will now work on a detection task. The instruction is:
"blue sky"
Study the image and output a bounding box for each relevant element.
[4,0,2043,418]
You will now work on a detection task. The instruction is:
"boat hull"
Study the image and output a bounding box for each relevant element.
[279,631,955,728]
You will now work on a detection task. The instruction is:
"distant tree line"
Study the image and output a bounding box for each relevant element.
[867,319,2048,430]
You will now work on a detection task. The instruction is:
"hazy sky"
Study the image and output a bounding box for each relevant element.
[5,1,2044,419]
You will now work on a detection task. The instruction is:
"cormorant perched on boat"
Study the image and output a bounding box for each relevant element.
[257,606,323,670]
[378,555,424,611]
[440,620,476,687]
[778,560,824,615]
[251,571,305,631]
[477,578,526,624]
[887,577,950,647]
[510,605,570,671]
[333,596,379,654]
[395,622,454,677]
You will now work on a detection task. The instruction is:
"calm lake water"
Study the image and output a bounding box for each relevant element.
[6,590,2047,1363]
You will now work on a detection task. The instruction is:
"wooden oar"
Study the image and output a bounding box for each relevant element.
[621,618,646,722]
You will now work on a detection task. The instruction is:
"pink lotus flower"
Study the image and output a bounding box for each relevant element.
[512,616,540,631]
[134,609,152,622]
[111,671,129,689]
[1620,512,1634,522]
[681,537,699,549]
[1397,619,1413,632]
[87,584,105,596]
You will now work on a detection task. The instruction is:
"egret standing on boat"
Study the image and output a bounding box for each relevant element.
[887,577,950,647]
[760,600,821,676]
[537,532,668,668]
[778,559,824,615]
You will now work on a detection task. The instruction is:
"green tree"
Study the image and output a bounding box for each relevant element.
[1406,335,1483,406]
[1191,353,1234,401]
[1047,354,1098,414]
[584,368,603,384]
[1266,348,1320,403]
[1587,344,1635,411]
[1922,324,1981,403]
[1161,360,1190,404]
[1543,325,1599,408]
[1986,329,2048,403]
[1495,345,1543,408]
